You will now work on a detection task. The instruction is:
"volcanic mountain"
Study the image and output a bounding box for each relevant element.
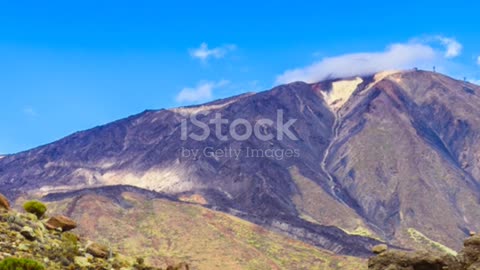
[1,70,479,267]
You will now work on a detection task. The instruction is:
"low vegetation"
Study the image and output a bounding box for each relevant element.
[0,193,189,270]
[23,201,47,219]
[407,228,457,255]
[0,258,45,270]
[46,192,367,270]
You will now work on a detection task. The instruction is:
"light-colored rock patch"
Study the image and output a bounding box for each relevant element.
[324,77,363,111]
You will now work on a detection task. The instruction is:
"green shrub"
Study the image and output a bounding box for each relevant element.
[23,201,47,219]
[0,258,45,270]
[60,232,80,261]
[43,232,80,263]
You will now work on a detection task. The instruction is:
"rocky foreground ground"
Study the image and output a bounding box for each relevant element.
[369,235,480,270]
[0,193,188,270]
[7,184,480,270]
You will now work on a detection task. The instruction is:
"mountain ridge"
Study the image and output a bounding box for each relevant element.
[2,70,480,264]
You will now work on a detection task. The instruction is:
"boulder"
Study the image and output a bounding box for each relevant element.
[459,234,480,267]
[74,256,91,268]
[0,194,10,211]
[372,244,388,254]
[86,242,110,259]
[20,226,36,241]
[44,215,77,231]
[18,243,29,251]
[469,262,480,270]
[368,250,452,270]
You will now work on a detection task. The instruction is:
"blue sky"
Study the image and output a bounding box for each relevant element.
[0,0,479,154]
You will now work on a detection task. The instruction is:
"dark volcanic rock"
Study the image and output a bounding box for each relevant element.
[369,234,480,270]
[42,185,176,209]
[459,235,480,267]
[368,251,452,270]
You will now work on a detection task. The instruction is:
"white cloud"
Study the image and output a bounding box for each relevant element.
[176,80,229,103]
[189,43,236,61]
[276,36,464,84]
[435,36,462,58]
[276,43,436,84]
[23,107,37,117]
[477,56,480,65]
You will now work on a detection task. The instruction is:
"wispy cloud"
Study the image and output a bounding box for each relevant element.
[477,56,480,65]
[176,80,229,103]
[189,43,236,61]
[435,36,462,58]
[23,107,37,117]
[276,36,463,84]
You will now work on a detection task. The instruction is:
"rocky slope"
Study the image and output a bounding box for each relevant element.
[0,193,189,270]
[1,70,479,260]
[40,186,367,270]
[327,71,480,251]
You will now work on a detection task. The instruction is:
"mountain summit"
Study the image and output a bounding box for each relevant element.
[1,70,479,258]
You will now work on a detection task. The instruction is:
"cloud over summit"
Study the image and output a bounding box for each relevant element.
[276,36,462,84]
